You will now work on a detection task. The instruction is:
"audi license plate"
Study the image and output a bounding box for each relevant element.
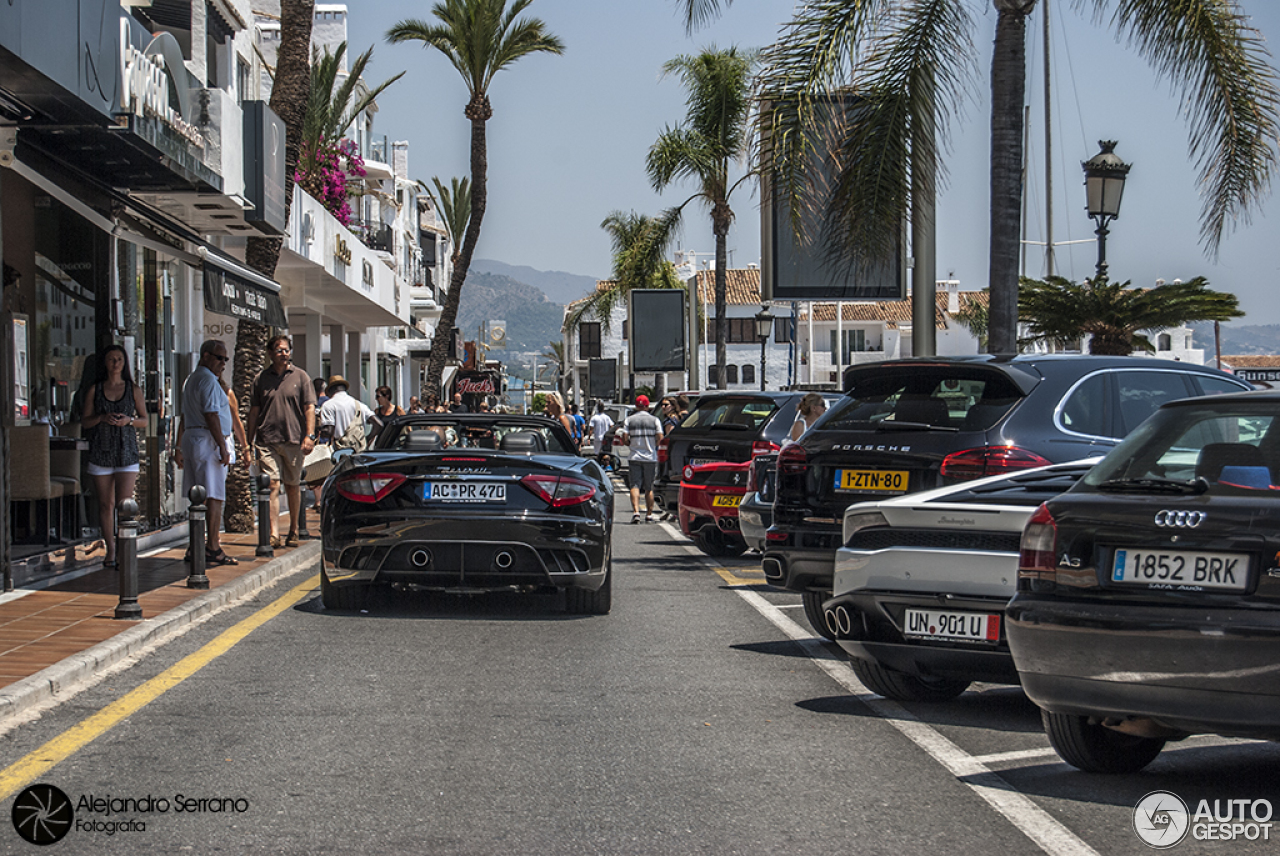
[712,495,742,507]
[1111,548,1249,592]
[422,482,506,503]
[835,468,909,493]
[903,609,1001,643]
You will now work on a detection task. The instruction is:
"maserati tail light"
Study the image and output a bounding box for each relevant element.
[335,472,407,503]
[940,446,1052,481]
[520,474,596,508]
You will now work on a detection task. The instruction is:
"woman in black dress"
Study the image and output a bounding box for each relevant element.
[81,345,147,567]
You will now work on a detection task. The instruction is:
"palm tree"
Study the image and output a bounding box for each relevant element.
[420,176,472,267]
[565,211,683,335]
[228,0,315,531]
[648,46,758,389]
[387,0,565,399]
[682,0,1279,356]
[539,340,565,395]
[1018,275,1243,355]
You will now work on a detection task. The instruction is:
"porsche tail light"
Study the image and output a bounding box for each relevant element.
[520,474,597,508]
[335,472,407,503]
[777,443,807,476]
[658,435,670,464]
[752,440,780,457]
[940,446,1052,481]
[1018,503,1058,589]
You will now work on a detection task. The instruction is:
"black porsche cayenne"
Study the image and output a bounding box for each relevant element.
[1007,390,1280,772]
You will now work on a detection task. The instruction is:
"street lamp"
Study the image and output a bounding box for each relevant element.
[1081,140,1131,281]
[754,303,774,391]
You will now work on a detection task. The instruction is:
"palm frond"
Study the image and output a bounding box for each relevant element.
[1094,0,1280,256]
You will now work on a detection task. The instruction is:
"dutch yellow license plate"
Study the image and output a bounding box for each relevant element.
[712,495,743,507]
[835,469,909,493]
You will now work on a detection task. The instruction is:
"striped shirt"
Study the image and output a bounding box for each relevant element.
[623,410,663,463]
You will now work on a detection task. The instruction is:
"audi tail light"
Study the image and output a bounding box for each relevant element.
[1018,504,1058,588]
[336,472,407,503]
[520,474,596,508]
[940,446,1052,481]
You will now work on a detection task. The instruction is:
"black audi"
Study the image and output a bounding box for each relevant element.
[319,414,613,614]
[1006,390,1280,772]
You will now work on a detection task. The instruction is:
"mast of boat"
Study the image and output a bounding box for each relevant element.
[1043,0,1055,277]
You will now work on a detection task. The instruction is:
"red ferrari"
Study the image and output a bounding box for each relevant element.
[678,461,751,557]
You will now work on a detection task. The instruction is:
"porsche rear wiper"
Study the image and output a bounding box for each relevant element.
[1097,477,1208,495]
[874,420,959,433]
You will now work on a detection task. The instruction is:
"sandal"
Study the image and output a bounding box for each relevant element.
[206,548,240,566]
[285,532,300,548]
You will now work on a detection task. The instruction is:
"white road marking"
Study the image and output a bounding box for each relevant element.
[664,533,1101,856]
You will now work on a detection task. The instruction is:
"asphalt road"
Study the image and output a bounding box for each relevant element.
[2,494,1279,854]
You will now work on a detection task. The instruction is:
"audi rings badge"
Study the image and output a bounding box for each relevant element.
[1154,510,1207,528]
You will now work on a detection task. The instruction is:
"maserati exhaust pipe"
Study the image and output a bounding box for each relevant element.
[410,549,432,568]
[494,550,515,569]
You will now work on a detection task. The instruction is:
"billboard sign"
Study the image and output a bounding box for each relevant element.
[629,290,686,373]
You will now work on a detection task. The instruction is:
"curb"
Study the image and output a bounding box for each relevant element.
[0,542,321,723]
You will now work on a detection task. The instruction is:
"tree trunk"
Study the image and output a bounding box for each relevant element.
[986,0,1035,354]
[425,99,490,399]
[227,0,314,530]
[713,200,730,389]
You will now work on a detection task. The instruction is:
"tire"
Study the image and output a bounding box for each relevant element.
[694,526,729,557]
[566,549,612,615]
[849,655,971,703]
[1041,710,1165,773]
[320,570,373,611]
[803,591,837,641]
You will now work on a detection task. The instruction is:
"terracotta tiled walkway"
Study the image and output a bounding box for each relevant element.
[0,529,311,689]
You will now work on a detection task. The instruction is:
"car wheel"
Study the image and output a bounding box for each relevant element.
[565,549,612,615]
[1041,710,1165,773]
[802,591,837,641]
[694,526,730,556]
[849,656,971,703]
[320,569,374,611]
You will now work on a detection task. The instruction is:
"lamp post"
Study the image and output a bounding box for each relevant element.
[754,304,774,391]
[1081,140,1131,281]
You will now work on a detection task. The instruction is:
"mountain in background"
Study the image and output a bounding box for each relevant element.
[470,259,598,305]
[455,269,564,355]
[1190,322,1280,356]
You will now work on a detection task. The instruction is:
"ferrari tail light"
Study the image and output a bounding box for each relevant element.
[520,474,597,508]
[777,443,807,476]
[940,446,1052,481]
[335,472,407,503]
[752,440,780,457]
[658,435,670,464]
[1018,503,1058,589]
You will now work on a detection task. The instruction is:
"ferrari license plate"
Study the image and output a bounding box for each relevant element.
[1111,548,1248,592]
[422,482,506,503]
[834,469,909,493]
[903,609,1001,643]
[712,495,742,507]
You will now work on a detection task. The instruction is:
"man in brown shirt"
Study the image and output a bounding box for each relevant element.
[246,334,316,547]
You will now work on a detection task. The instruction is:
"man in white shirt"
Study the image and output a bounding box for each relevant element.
[619,395,663,523]
[588,400,614,468]
[318,376,374,450]
[174,339,235,564]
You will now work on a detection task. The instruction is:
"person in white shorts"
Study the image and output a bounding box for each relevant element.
[174,339,237,565]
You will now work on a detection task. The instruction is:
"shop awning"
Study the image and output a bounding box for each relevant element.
[199,248,287,327]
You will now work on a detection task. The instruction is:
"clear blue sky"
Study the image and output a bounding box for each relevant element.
[348,1,1280,324]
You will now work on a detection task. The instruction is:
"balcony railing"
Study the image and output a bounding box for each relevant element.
[351,219,394,253]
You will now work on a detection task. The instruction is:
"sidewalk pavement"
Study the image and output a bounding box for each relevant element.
[0,528,320,722]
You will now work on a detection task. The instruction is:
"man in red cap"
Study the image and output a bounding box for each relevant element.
[619,394,663,523]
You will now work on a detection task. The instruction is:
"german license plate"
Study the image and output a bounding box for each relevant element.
[1111,548,1249,592]
[712,495,743,507]
[422,482,506,503]
[835,469,909,493]
[688,457,719,468]
[903,609,1001,643]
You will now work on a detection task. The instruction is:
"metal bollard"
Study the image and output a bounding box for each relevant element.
[187,485,209,589]
[298,488,311,541]
[256,474,275,558]
[114,498,142,620]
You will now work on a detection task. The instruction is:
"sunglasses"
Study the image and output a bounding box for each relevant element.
[210,354,228,363]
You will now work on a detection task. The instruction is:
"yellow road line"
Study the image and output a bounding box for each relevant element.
[714,568,764,587]
[0,574,320,802]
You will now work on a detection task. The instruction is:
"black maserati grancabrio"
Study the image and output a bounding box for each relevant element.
[318,414,613,614]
